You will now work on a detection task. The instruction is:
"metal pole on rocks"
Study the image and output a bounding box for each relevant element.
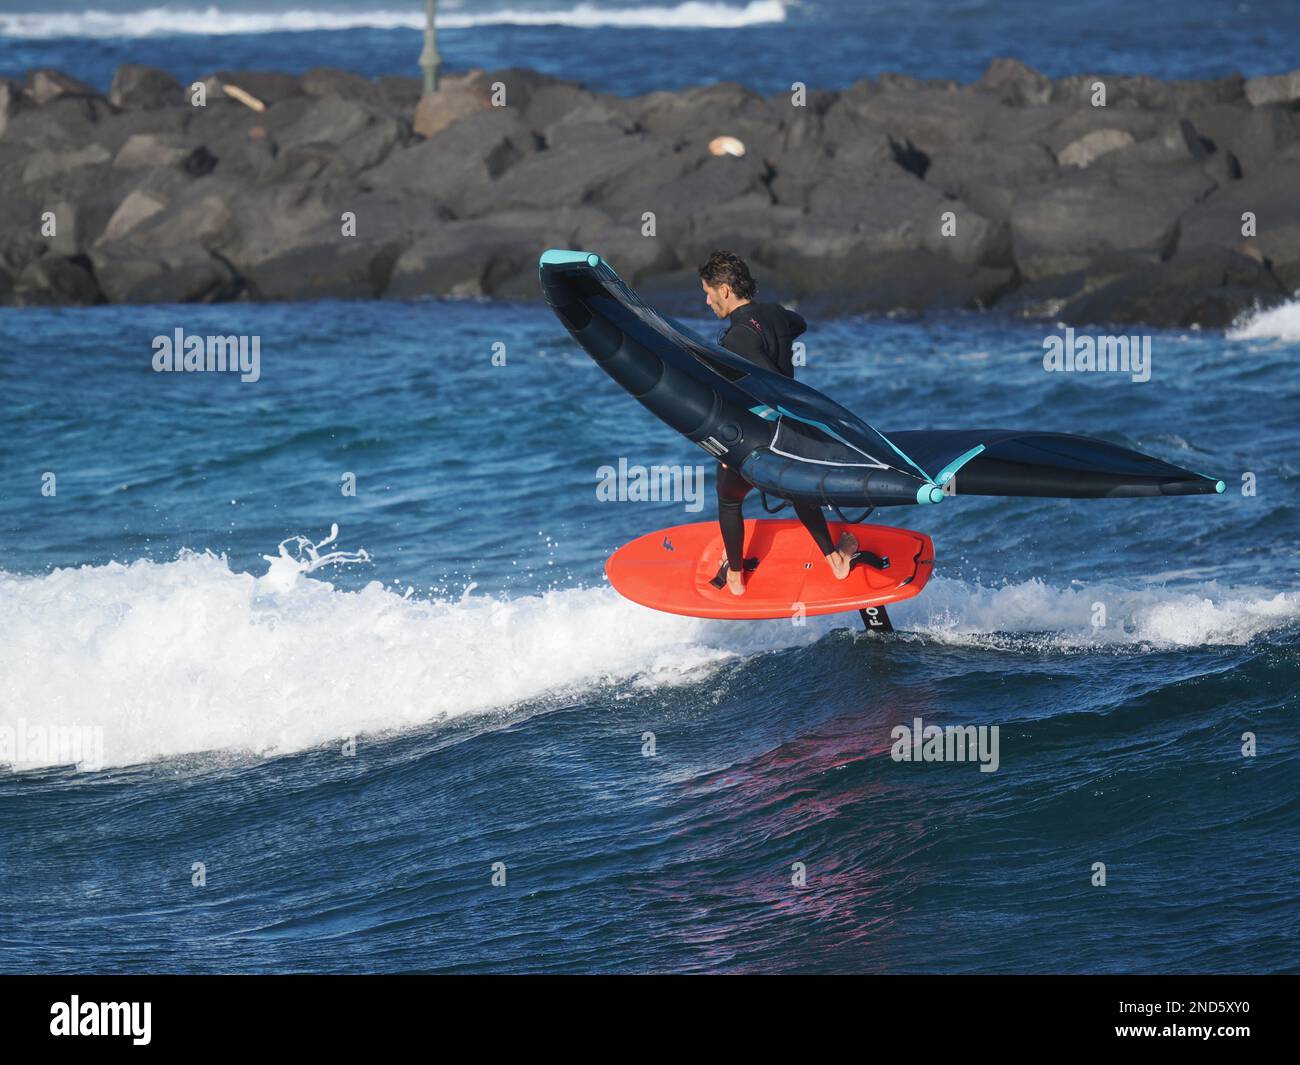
[419,0,442,94]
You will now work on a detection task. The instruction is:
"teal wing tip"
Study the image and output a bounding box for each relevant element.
[916,483,944,505]
[539,248,602,269]
[1215,479,1226,494]
[933,443,986,486]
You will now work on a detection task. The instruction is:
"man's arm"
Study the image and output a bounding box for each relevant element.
[720,321,778,372]
[785,308,807,338]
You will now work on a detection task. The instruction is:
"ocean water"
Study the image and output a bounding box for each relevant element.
[3,0,1300,975]
[1,284,1298,973]
[1,0,1296,97]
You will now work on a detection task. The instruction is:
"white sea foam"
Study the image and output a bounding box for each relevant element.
[1,548,1294,771]
[889,575,1298,650]
[0,544,829,771]
[0,2,787,38]
[1226,297,1300,342]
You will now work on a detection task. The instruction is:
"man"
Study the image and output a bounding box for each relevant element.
[698,250,858,596]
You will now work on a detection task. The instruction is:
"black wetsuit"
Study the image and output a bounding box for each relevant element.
[716,301,837,570]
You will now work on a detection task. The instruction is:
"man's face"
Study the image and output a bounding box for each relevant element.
[702,279,732,318]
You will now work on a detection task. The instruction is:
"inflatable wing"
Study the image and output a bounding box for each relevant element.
[539,249,1225,508]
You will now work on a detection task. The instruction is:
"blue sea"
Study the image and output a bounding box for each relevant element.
[3,292,1298,973]
[0,0,1296,96]
[2,1,1300,975]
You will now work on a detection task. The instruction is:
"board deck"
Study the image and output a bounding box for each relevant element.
[605,519,934,620]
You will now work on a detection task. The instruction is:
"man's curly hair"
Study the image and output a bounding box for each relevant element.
[697,250,757,301]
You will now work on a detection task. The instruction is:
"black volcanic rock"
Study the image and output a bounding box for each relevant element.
[1057,246,1288,327]
[0,61,1297,325]
[12,254,102,305]
[109,65,185,110]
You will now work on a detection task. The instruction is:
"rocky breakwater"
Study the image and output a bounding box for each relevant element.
[1,59,1297,326]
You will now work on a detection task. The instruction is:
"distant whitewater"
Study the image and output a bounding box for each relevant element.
[0,1,787,38]
[1227,296,1300,343]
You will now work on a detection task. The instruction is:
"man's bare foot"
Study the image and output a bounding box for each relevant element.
[725,565,746,596]
[826,531,858,580]
[826,548,852,579]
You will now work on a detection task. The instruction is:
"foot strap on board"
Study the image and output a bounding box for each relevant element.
[709,557,758,588]
[848,551,890,571]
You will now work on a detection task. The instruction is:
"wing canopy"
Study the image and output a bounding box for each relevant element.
[884,429,1225,498]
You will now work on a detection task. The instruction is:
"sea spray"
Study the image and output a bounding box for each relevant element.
[258,524,372,595]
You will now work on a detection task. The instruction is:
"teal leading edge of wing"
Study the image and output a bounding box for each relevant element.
[540,249,602,269]
[934,444,986,485]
